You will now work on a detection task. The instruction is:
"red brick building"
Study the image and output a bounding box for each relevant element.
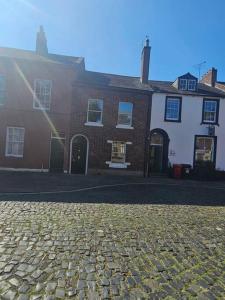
[0,27,152,175]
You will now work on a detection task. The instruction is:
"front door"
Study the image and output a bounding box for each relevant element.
[49,138,64,173]
[71,136,87,174]
[149,145,163,173]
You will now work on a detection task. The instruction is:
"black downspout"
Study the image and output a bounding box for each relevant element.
[143,92,152,177]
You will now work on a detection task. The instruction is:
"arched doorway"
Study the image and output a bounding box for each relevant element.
[70,135,89,174]
[149,129,169,174]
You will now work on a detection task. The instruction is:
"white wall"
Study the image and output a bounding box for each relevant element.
[150,93,225,170]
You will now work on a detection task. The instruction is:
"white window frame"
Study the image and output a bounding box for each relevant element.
[116,102,133,129]
[106,140,131,168]
[5,127,25,158]
[203,100,218,123]
[85,99,103,126]
[179,79,188,90]
[33,79,52,111]
[0,74,6,105]
[188,79,197,91]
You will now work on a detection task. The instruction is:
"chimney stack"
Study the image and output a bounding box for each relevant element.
[140,38,151,84]
[36,26,48,56]
[200,67,217,87]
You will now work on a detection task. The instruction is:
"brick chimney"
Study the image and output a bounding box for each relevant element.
[200,67,217,87]
[36,26,48,56]
[140,38,151,84]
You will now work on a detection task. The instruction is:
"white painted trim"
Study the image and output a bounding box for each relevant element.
[69,134,89,175]
[107,140,113,143]
[33,79,52,111]
[0,167,48,172]
[5,127,25,158]
[105,162,131,168]
[116,125,134,129]
[84,122,103,127]
[126,142,132,145]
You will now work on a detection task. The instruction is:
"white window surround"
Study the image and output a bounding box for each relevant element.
[86,99,103,125]
[179,79,188,90]
[116,124,134,129]
[117,102,133,128]
[188,79,197,91]
[106,140,132,168]
[33,79,52,111]
[5,127,25,158]
[84,122,104,127]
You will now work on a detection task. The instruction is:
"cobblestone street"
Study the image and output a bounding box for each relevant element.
[0,200,224,299]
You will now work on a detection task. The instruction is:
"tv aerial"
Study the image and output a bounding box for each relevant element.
[193,61,206,81]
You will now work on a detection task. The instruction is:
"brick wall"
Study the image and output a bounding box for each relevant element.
[0,57,76,171]
[70,84,151,175]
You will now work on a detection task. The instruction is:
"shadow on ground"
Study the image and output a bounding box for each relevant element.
[0,183,225,206]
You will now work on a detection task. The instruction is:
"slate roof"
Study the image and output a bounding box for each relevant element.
[0,47,84,66]
[77,70,225,97]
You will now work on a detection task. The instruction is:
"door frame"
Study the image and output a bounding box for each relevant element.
[49,134,65,173]
[149,128,169,174]
[69,134,89,175]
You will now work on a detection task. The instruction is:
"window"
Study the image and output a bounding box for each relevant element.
[117,102,133,127]
[194,136,215,164]
[111,141,126,163]
[188,80,197,91]
[165,97,182,122]
[0,75,6,105]
[5,127,25,157]
[202,99,219,124]
[34,79,52,110]
[86,99,103,125]
[179,79,187,90]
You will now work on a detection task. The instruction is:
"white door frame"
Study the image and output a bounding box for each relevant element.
[69,134,89,175]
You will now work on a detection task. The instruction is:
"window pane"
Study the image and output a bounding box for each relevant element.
[119,102,132,114]
[188,80,196,91]
[195,137,214,162]
[118,102,133,126]
[151,133,163,145]
[179,79,187,90]
[118,113,132,126]
[6,127,24,157]
[88,111,102,123]
[111,141,126,163]
[166,98,180,120]
[203,100,217,122]
[88,100,103,111]
[34,79,51,110]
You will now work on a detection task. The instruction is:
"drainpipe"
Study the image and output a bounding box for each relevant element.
[143,92,152,177]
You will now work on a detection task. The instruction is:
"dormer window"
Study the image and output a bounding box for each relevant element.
[188,80,197,91]
[179,79,188,90]
[176,73,198,91]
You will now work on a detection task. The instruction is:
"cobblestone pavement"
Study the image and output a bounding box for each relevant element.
[0,201,224,299]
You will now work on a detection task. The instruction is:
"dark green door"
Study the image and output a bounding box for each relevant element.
[50,138,64,173]
[149,145,163,173]
[71,136,87,174]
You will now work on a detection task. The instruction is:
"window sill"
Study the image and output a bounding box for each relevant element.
[201,121,219,126]
[116,125,134,129]
[164,119,181,123]
[84,122,104,127]
[5,154,23,158]
[105,161,131,169]
[33,106,50,111]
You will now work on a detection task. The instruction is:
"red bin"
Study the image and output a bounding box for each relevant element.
[173,164,182,179]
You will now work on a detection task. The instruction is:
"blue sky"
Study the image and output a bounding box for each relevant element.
[1,0,225,81]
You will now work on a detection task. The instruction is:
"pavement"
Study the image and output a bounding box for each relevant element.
[0,172,224,299]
